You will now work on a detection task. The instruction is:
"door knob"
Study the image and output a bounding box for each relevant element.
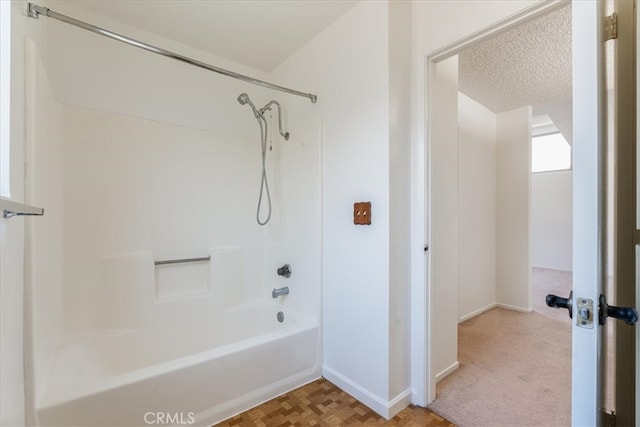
[598,294,638,325]
[546,291,573,319]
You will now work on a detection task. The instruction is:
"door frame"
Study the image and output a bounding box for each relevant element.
[411,0,571,406]
[611,0,637,424]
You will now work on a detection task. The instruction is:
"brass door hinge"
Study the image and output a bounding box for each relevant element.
[604,13,618,41]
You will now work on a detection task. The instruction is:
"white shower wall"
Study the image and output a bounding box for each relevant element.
[262,114,322,321]
[27,0,322,410]
[60,105,263,334]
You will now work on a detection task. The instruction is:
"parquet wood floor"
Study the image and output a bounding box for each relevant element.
[214,379,454,427]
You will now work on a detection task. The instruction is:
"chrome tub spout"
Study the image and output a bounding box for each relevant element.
[272,286,289,298]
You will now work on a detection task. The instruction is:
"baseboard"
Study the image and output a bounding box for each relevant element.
[531,265,572,273]
[322,366,411,419]
[388,388,413,418]
[435,361,459,383]
[496,302,533,313]
[459,302,497,323]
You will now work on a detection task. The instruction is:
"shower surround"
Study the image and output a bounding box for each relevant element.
[26,4,322,424]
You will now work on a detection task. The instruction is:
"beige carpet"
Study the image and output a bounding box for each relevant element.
[427,307,572,426]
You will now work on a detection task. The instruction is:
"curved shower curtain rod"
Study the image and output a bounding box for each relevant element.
[26,3,318,104]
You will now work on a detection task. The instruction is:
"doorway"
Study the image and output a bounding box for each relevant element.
[425,3,573,425]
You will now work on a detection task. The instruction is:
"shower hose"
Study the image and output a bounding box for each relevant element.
[256,115,272,225]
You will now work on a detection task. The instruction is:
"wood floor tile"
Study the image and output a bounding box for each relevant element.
[214,379,454,427]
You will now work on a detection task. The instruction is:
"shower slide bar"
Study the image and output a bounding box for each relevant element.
[26,3,318,104]
[154,256,211,266]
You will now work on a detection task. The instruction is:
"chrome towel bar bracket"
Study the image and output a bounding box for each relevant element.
[1,198,45,219]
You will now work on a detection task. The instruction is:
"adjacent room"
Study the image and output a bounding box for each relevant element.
[427,4,575,425]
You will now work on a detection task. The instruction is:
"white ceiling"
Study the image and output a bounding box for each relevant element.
[63,0,359,72]
[458,5,572,130]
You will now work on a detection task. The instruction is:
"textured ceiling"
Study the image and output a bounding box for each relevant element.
[60,0,359,72]
[459,5,572,115]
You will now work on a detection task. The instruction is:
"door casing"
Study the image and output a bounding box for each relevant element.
[416,0,571,406]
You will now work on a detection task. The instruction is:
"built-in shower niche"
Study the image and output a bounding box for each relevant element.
[154,257,212,300]
[152,247,246,306]
[93,248,248,333]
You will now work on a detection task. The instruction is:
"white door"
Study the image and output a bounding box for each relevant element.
[569,3,606,424]
[560,1,637,425]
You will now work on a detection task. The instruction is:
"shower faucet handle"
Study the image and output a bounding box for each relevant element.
[277,264,291,278]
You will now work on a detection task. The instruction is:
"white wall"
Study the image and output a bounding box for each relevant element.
[531,170,573,271]
[458,93,497,321]
[496,106,532,311]
[272,0,413,417]
[388,0,412,401]
[430,56,459,382]
[272,0,391,405]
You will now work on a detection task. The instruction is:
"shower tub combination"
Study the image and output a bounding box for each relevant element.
[26,4,322,426]
[32,75,321,426]
[37,301,320,426]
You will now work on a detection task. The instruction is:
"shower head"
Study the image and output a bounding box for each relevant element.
[237,93,249,105]
[238,93,289,140]
[237,92,262,120]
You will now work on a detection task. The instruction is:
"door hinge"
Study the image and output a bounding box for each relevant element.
[604,13,618,41]
[603,409,616,427]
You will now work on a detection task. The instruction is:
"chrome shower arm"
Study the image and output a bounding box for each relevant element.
[260,101,289,141]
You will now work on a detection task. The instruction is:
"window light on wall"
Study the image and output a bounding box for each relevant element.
[531,132,571,173]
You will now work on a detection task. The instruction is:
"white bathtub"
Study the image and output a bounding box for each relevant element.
[36,302,320,426]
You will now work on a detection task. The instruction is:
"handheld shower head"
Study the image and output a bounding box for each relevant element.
[237,92,262,120]
[236,92,292,226]
[238,92,264,121]
[237,93,249,105]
